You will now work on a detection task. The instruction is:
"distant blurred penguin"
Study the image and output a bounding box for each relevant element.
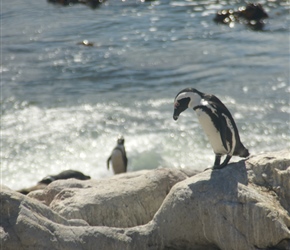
[107,136,128,174]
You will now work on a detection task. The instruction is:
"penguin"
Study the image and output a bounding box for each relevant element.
[107,136,128,174]
[17,170,91,195]
[173,88,249,169]
[39,170,91,185]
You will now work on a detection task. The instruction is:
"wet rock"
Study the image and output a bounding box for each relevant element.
[214,3,269,30]
[77,40,94,46]
[47,0,105,9]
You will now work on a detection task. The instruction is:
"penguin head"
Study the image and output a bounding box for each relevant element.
[117,136,125,145]
[38,176,55,185]
[173,88,203,120]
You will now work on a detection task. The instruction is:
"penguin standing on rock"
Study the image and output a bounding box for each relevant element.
[107,136,128,174]
[173,88,249,169]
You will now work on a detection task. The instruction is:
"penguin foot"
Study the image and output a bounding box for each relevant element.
[220,155,232,168]
[204,166,213,171]
[213,164,226,170]
[204,164,225,171]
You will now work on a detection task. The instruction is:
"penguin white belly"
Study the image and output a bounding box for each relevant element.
[111,150,126,174]
[195,108,228,155]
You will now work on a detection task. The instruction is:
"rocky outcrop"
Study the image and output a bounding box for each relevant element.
[1,150,290,250]
[214,3,269,30]
[246,150,290,213]
[28,168,197,227]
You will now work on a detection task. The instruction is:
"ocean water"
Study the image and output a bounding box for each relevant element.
[1,0,289,190]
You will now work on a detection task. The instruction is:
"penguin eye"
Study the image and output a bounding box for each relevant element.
[174,102,180,109]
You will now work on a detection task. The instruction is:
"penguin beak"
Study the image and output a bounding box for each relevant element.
[173,108,180,121]
[173,101,181,120]
[173,100,188,120]
[173,97,190,121]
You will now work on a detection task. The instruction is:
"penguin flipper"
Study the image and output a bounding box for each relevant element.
[122,153,128,172]
[124,158,128,172]
[208,95,238,155]
[203,94,229,112]
[219,116,231,153]
[206,94,239,133]
[107,156,111,170]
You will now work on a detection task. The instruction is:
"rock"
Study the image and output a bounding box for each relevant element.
[77,40,94,47]
[246,150,290,213]
[1,150,290,250]
[1,188,89,250]
[152,155,290,250]
[213,3,269,30]
[28,168,194,227]
[47,0,105,9]
[237,3,269,21]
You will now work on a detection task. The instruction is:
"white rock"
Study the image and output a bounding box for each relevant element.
[29,168,194,227]
[2,150,290,250]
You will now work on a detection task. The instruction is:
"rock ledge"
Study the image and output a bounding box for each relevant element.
[1,150,290,250]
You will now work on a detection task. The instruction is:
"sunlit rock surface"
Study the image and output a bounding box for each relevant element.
[28,168,196,227]
[1,150,289,250]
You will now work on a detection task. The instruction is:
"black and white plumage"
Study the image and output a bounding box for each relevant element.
[39,170,91,184]
[173,88,249,169]
[107,136,128,174]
